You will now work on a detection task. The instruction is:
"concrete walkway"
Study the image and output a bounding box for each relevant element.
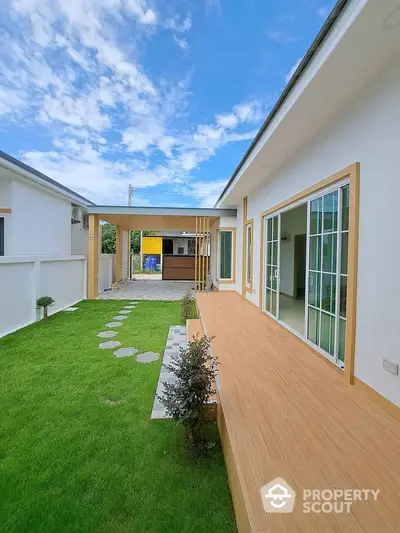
[98,280,194,301]
[151,325,187,419]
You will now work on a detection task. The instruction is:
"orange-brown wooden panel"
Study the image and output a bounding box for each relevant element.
[197,291,400,533]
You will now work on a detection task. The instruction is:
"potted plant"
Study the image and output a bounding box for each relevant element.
[36,296,55,322]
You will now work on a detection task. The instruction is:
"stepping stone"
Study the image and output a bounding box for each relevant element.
[113,315,128,320]
[64,307,79,312]
[136,351,160,363]
[114,347,138,358]
[105,322,123,328]
[97,331,118,338]
[124,306,136,309]
[119,310,131,314]
[99,341,121,349]
[130,301,140,304]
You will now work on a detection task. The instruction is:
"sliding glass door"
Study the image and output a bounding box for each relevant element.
[262,182,350,368]
[264,214,280,318]
[306,185,349,365]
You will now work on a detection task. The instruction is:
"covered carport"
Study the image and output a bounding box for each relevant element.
[86,206,236,299]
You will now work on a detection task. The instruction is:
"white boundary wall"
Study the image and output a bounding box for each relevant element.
[98,255,114,292]
[0,256,86,338]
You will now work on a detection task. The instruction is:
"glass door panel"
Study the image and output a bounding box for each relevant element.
[307,189,341,361]
[264,214,280,318]
[306,185,350,365]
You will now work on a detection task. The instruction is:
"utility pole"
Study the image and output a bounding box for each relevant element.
[128,185,132,279]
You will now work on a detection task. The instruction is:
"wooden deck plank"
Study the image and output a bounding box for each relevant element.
[197,292,400,533]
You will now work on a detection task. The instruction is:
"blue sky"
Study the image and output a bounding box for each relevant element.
[0,0,335,206]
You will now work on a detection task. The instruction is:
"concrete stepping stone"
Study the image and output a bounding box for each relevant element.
[105,321,123,328]
[99,340,121,349]
[129,301,140,304]
[97,331,118,338]
[124,305,136,309]
[64,307,79,312]
[136,351,160,363]
[119,310,131,314]
[114,347,138,358]
[113,315,128,320]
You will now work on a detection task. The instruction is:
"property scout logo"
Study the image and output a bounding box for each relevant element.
[260,478,380,514]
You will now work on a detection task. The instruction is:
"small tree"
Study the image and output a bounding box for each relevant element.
[181,289,195,321]
[159,334,218,456]
[36,296,55,322]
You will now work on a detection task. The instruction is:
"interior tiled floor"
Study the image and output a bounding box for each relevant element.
[279,294,305,335]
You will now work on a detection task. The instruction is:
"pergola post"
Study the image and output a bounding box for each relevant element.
[115,225,123,282]
[87,214,99,299]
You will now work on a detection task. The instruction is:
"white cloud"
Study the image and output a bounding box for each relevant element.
[173,35,189,50]
[2,0,267,206]
[285,57,302,84]
[164,16,192,33]
[215,113,239,129]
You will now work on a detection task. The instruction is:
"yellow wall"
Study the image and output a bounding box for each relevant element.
[142,236,162,254]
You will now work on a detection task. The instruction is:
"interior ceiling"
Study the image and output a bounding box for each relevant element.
[100,214,217,233]
[221,0,400,206]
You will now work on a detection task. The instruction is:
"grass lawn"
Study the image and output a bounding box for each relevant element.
[0,300,236,533]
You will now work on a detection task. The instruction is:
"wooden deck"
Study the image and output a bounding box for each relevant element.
[197,291,400,533]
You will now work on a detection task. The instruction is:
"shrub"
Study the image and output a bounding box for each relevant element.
[36,296,55,322]
[181,290,195,321]
[159,334,218,456]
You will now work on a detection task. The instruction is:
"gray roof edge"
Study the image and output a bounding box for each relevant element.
[216,0,349,206]
[87,205,237,217]
[0,150,95,206]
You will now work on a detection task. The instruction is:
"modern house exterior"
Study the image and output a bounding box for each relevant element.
[209,0,400,409]
[0,151,114,337]
[1,1,400,530]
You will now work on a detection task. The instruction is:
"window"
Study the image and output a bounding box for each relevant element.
[187,238,195,255]
[0,217,4,256]
[218,229,234,280]
[177,247,184,255]
[246,220,253,289]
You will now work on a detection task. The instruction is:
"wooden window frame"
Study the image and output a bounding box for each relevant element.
[245,219,254,293]
[258,163,360,384]
[217,227,236,284]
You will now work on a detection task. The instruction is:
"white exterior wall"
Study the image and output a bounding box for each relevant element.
[7,179,72,256]
[239,58,400,406]
[98,254,114,292]
[0,256,86,338]
[122,230,129,280]
[71,208,88,255]
[211,215,239,292]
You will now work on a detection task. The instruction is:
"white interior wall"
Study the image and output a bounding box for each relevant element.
[10,180,72,256]
[172,238,188,255]
[244,57,400,406]
[280,204,307,297]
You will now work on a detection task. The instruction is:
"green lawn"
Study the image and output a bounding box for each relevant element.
[0,300,236,533]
